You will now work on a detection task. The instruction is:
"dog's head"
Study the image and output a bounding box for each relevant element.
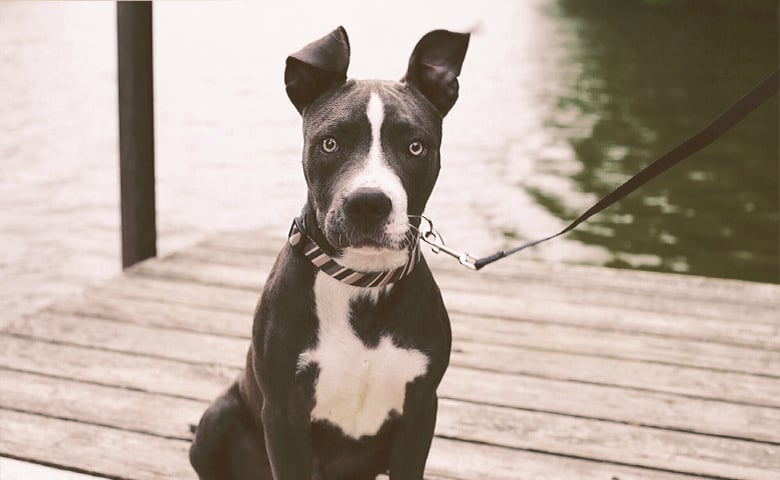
[285,27,469,270]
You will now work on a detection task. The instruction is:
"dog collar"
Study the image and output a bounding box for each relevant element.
[288,217,421,287]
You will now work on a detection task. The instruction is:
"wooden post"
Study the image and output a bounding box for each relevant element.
[117,1,156,269]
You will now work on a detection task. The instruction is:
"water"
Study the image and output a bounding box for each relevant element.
[0,1,777,322]
[545,0,779,283]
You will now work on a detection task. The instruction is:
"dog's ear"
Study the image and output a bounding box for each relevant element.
[403,29,470,116]
[285,26,351,114]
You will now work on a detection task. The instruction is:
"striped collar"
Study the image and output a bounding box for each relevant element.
[288,217,421,287]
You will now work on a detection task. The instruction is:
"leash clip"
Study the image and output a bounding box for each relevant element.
[419,216,477,271]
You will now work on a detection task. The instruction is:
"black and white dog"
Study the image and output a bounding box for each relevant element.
[190,26,469,480]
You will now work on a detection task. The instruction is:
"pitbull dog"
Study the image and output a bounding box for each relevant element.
[190,26,469,480]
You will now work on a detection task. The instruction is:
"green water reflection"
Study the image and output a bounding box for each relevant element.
[537,1,778,283]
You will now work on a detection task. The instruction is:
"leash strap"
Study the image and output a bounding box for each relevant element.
[289,217,422,287]
[471,68,780,270]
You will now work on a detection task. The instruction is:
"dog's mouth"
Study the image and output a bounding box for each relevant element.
[347,237,386,249]
[324,226,412,251]
[315,219,416,273]
[320,212,418,253]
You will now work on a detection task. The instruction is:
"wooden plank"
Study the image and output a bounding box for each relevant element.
[97,274,255,314]
[428,249,780,309]
[128,255,780,350]
[425,438,699,480]
[0,410,192,480]
[129,250,780,346]
[0,374,564,480]
[7,313,249,368]
[4,314,780,443]
[440,368,780,444]
[154,246,777,323]
[132,254,780,350]
[129,252,266,290]
[435,270,777,324]
[49,292,251,338]
[0,409,697,480]
[451,339,780,408]
[32,297,780,377]
[0,369,204,440]
[116,262,780,351]
[10,314,780,440]
[11,307,780,408]
[0,457,106,480]
[200,230,780,306]
[18,306,780,441]
[450,312,779,376]
[4,370,763,479]
[64,273,780,376]
[5,359,779,463]
[435,399,780,480]
[0,335,238,401]
[443,291,780,350]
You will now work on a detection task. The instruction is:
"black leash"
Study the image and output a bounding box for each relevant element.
[421,68,779,271]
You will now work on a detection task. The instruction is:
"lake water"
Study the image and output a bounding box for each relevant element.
[0,1,777,321]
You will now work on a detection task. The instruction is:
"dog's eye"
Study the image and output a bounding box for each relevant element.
[321,137,339,153]
[408,140,425,157]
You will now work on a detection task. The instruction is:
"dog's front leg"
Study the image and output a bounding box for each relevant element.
[261,401,313,480]
[389,393,438,480]
[255,348,315,479]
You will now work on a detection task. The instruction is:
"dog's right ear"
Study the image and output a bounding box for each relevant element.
[285,26,351,114]
[403,29,470,117]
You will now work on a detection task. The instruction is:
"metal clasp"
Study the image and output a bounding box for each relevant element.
[419,216,477,270]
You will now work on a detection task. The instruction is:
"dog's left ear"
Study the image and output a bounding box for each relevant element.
[403,29,470,116]
[285,26,351,114]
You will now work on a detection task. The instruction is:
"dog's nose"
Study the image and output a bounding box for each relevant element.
[344,188,392,226]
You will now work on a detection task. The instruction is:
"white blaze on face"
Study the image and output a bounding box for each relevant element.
[339,91,409,272]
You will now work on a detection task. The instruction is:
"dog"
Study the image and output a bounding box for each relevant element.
[189,26,469,480]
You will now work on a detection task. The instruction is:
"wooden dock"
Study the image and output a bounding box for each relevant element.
[1,230,778,480]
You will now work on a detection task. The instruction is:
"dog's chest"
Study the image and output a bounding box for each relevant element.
[298,273,429,439]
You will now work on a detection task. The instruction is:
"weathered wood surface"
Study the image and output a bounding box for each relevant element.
[0,457,105,480]
[1,230,779,480]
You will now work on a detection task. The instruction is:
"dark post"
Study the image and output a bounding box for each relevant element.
[117,1,156,268]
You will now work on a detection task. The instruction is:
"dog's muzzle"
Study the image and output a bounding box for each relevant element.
[334,187,394,248]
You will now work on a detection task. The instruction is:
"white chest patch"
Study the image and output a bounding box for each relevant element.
[298,273,429,439]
